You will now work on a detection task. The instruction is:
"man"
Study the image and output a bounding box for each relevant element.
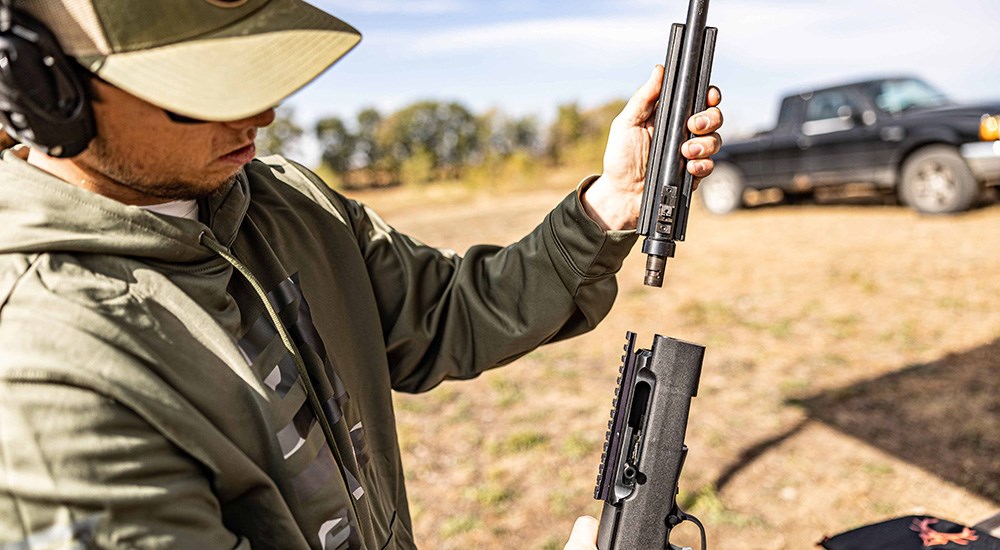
[0,1,722,548]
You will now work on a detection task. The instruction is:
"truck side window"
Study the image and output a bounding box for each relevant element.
[802,90,861,135]
[805,91,858,122]
[866,79,950,114]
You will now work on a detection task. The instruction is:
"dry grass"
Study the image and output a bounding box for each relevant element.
[349,179,1000,549]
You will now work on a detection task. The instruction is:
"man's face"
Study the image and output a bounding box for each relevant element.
[74,78,276,204]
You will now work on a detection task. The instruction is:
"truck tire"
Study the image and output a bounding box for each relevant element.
[899,146,980,214]
[698,162,744,215]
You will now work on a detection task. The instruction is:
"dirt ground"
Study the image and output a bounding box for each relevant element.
[350,176,1000,549]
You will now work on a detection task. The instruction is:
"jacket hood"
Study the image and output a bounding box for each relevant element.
[0,147,250,263]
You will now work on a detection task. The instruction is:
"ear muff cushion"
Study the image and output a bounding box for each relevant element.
[0,7,94,157]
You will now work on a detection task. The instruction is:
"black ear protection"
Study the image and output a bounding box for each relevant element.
[0,0,95,157]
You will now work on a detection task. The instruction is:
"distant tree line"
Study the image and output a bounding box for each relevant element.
[257,97,628,188]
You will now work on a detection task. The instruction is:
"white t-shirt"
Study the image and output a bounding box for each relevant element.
[140,199,199,221]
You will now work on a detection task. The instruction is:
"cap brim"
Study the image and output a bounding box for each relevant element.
[79,0,361,121]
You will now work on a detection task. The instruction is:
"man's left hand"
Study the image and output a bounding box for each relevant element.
[582,64,724,231]
[564,516,600,550]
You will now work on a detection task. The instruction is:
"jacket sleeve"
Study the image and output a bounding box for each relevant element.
[340,177,639,393]
[0,380,249,549]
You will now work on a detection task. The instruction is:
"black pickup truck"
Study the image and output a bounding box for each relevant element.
[699,76,1000,214]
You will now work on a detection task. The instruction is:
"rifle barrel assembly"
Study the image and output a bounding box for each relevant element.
[637,0,716,287]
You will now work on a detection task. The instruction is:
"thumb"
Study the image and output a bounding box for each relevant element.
[620,65,664,126]
[564,515,600,550]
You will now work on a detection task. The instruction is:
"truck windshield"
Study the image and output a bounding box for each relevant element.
[864,79,952,114]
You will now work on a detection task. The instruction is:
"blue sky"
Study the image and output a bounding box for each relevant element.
[286,0,1000,164]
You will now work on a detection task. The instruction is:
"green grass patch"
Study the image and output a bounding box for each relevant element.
[467,482,517,508]
[548,489,573,516]
[440,515,482,538]
[490,430,549,454]
[829,314,862,338]
[490,376,524,407]
[862,461,894,476]
[779,378,812,398]
[561,431,597,460]
[769,318,794,339]
[679,300,741,327]
[393,394,429,414]
[682,485,763,528]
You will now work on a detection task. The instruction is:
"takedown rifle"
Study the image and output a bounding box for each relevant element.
[594,332,706,550]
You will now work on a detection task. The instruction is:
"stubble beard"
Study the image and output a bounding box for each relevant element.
[86,135,238,202]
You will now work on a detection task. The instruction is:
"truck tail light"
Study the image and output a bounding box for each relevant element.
[981,114,1000,141]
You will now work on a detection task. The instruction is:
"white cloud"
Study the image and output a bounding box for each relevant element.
[713,0,1000,69]
[315,0,466,15]
[378,16,660,57]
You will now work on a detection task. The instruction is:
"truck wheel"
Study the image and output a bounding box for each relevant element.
[698,162,744,215]
[899,146,980,214]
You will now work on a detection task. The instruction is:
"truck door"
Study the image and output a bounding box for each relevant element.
[795,88,879,187]
[756,96,806,189]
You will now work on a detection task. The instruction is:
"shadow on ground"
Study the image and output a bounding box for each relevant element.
[794,338,1000,504]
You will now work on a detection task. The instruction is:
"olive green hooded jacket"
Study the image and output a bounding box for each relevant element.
[0,148,636,549]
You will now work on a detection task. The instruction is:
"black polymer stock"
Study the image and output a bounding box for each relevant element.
[637,0,717,288]
[594,332,706,550]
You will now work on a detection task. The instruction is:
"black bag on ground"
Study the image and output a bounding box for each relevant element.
[820,515,1000,549]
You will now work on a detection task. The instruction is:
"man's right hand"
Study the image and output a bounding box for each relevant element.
[564,516,599,550]
[581,65,723,232]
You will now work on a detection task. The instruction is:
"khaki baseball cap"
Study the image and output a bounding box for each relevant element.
[20,0,361,121]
